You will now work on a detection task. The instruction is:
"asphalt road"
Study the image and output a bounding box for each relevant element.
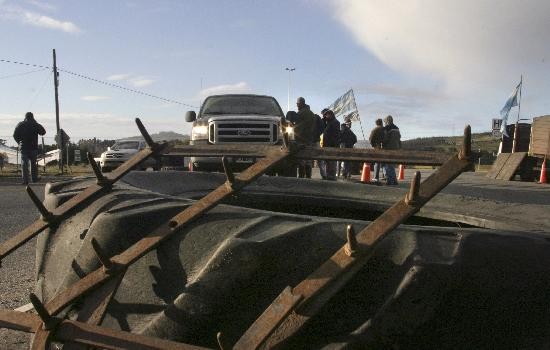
[0,180,44,349]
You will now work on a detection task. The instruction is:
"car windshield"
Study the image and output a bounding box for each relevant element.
[112,141,140,150]
[201,96,282,117]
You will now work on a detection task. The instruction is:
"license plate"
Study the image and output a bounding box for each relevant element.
[236,157,253,163]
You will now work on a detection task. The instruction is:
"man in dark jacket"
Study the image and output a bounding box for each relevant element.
[339,117,357,179]
[369,118,385,182]
[320,109,340,180]
[382,115,401,185]
[294,97,317,178]
[13,112,46,184]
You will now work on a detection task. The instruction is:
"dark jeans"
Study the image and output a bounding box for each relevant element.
[383,163,398,185]
[21,149,39,184]
[374,162,381,180]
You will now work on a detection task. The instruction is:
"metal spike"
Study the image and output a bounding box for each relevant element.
[344,224,357,257]
[71,259,87,279]
[135,118,156,148]
[87,152,111,187]
[216,331,226,350]
[91,238,113,271]
[405,171,421,206]
[221,157,235,185]
[26,186,54,222]
[29,293,58,330]
[460,125,472,160]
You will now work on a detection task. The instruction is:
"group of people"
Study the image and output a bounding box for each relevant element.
[287,97,358,181]
[368,115,402,185]
[287,97,402,184]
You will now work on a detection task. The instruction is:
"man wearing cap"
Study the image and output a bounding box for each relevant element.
[13,112,46,184]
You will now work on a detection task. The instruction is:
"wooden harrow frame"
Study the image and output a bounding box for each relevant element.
[0,119,473,349]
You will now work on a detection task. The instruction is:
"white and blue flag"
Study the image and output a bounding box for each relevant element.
[499,80,522,137]
[328,89,360,121]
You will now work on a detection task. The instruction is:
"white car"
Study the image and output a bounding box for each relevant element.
[99,140,158,172]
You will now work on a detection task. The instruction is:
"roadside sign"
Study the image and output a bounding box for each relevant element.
[492,118,502,131]
[492,129,502,138]
[74,149,81,162]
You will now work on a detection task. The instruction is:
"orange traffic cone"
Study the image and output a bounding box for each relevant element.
[361,163,371,183]
[398,164,405,180]
[540,157,547,184]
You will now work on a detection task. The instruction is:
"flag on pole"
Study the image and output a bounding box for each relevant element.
[328,89,360,121]
[499,80,522,137]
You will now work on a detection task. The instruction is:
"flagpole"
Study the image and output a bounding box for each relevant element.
[350,88,366,140]
[512,75,523,153]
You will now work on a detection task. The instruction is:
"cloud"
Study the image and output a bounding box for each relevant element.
[81,95,110,101]
[329,0,550,92]
[106,73,132,81]
[0,3,80,33]
[130,77,155,87]
[25,0,55,12]
[199,82,251,99]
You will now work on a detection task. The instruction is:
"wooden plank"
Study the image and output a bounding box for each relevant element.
[496,152,527,180]
[486,153,511,179]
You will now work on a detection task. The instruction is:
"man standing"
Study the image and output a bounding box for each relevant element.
[13,112,46,184]
[320,109,340,180]
[295,97,316,178]
[369,118,385,182]
[339,116,357,179]
[382,115,401,185]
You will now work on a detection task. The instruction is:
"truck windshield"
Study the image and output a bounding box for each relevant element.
[201,96,282,116]
[112,141,140,150]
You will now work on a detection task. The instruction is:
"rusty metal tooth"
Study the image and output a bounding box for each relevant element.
[405,171,421,206]
[91,238,113,271]
[460,125,472,160]
[221,156,235,185]
[344,224,357,257]
[71,259,87,279]
[26,186,54,222]
[87,152,111,187]
[135,118,157,149]
[216,331,226,350]
[29,293,58,330]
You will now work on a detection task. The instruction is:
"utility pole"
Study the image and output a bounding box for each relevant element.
[285,67,295,113]
[53,49,63,173]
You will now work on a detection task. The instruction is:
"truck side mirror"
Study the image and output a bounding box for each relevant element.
[185,111,196,122]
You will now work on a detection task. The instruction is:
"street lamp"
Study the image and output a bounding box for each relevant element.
[285,67,295,113]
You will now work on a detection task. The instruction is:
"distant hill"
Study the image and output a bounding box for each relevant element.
[121,131,190,143]
[403,132,500,163]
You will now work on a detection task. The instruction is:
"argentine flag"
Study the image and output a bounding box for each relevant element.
[499,80,522,137]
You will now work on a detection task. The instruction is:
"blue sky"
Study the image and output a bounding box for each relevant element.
[1,0,550,147]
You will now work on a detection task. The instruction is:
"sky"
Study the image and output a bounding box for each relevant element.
[1,0,550,147]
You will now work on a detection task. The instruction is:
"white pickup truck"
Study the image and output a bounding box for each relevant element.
[99,139,159,172]
[185,94,290,173]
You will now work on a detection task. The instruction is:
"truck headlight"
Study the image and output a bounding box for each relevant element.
[192,125,208,140]
[284,126,295,141]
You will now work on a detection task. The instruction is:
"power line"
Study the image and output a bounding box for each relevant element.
[0,58,198,108]
[0,59,50,69]
[0,67,49,80]
[59,68,198,108]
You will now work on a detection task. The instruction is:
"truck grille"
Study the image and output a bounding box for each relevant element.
[209,120,278,144]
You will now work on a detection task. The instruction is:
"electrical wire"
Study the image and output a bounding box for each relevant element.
[0,58,197,108]
[27,69,52,110]
[58,68,197,108]
[0,67,49,80]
